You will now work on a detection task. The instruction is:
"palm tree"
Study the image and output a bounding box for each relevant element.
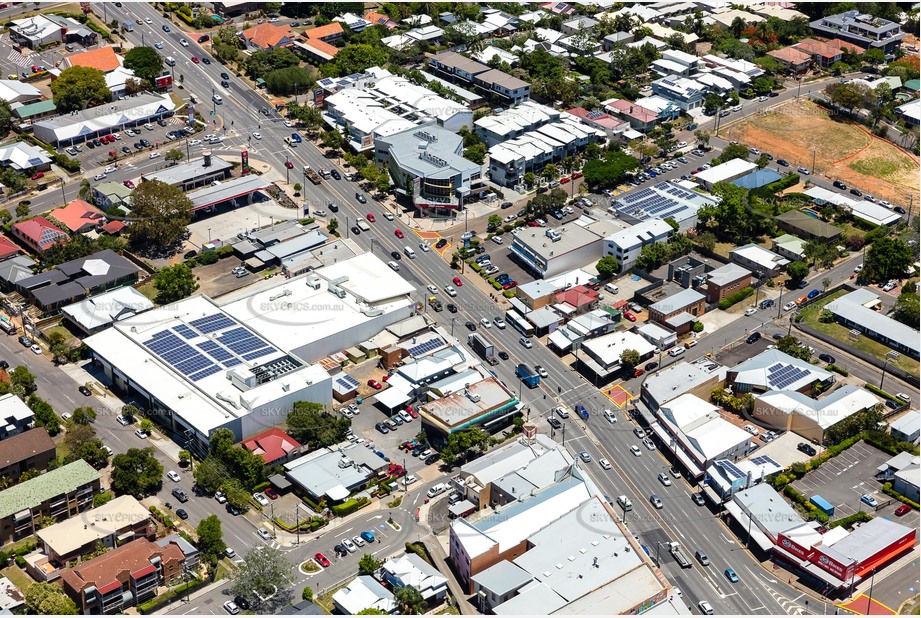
[394,586,425,615]
[730,16,746,39]
[78,179,93,202]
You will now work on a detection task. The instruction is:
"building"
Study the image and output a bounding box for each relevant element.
[727,349,835,395]
[729,243,789,276]
[732,168,782,189]
[0,255,35,291]
[212,1,261,17]
[648,288,706,330]
[92,181,133,211]
[794,38,844,67]
[60,538,187,614]
[279,600,326,615]
[242,428,302,465]
[10,216,68,253]
[810,10,904,55]
[33,93,175,146]
[36,495,154,566]
[374,123,487,217]
[0,576,23,612]
[603,98,658,132]
[62,285,153,335]
[0,79,40,105]
[0,460,100,544]
[284,444,389,503]
[704,455,784,501]
[753,385,880,443]
[641,358,726,409]
[775,210,843,242]
[564,107,628,139]
[12,99,57,124]
[0,141,51,174]
[419,375,519,443]
[16,249,139,314]
[50,199,106,234]
[428,51,530,106]
[890,410,920,443]
[652,48,700,77]
[603,219,673,273]
[897,98,921,127]
[510,222,607,279]
[241,22,294,50]
[694,158,758,191]
[0,234,20,261]
[826,289,920,359]
[650,75,707,111]
[475,102,559,148]
[877,453,920,501]
[0,427,55,481]
[186,175,272,212]
[0,393,35,441]
[332,576,396,614]
[767,47,813,74]
[609,182,715,233]
[62,46,122,72]
[705,263,753,304]
[140,153,233,191]
[381,553,448,604]
[637,322,677,350]
[579,330,656,381]
[10,14,96,49]
[803,186,903,227]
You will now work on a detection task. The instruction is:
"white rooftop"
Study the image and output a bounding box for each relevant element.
[694,157,758,185]
[756,386,880,430]
[36,495,149,557]
[582,330,656,367]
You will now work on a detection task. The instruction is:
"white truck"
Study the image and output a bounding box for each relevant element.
[617,495,633,511]
[355,217,371,232]
[669,542,692,569]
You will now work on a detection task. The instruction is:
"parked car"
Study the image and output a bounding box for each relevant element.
[860,493,878,508]
[746,332,762,344]
[797,442,817,456]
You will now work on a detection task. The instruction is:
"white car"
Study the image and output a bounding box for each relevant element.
[252,132,262,140]
[426,284,438,294]
[93,173,106,181]
[104,165,117,174]
[444,285,457,296]
[135,429,148,439]
[112,133,121,140]
[257,528,272,541]
[384,212,394,220]
[167,470,181,482]
[253,492,269,507]
[657,472,672,487]
[630,445,642,456]
[179,38,189,47]
[61,412,72,421]
[676,141,687,148]
[284,120,293,127]
[494,317,506,329]
[189,139,201,146]
[599,458,612,470]
[30,344,42,354]
[783,301,797,311]
[745,307,757,316]
[214,491,227,504]
[149,152,161,159]
[399,410,413,423]
[403,474,419,486]
[223,601,240,615]
[480,318,492,328]
[420,243,431,252]
[145,17,152,24]
[491,235,504,245]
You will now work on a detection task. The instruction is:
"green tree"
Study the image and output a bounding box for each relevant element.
[231,546,294,612]
[635,241,670,270]
[463,142,487,164]
[487,214,503,231]
[165,148,184,162]
[440,427,490,466]
[327,43,389,77]
[123,46,164,81]
[286,402,350,448]
[10,365,36,393]
[196,515,227,563]
[121,404,138,423]
[0,100,12,136]
[523,171,536,188]
[15,202,29,218]
[893,293,920,328]
[581,150,639,189]
[596,256,621,279]
[697,231,717,252]
[69,406,97,425]
[357,609,388,615]
[111,447,163,498]
[862,48,886,66]
[786,261,810,282]
[0,210,11,225]
[49,66,111,113]
[139,419,154,434]
[821,277,832,292]
[776,336,812,361]
[541,163,560,181]
[213,26,242,62]
[265,66,315,96]
[713,144,750,165]
[302,586,314,602]
[320,129,345,152]
[27,394,60,435]
[244,48,301,80]
[865,237,913,282]
[128,180,193,251]
[25,582,78,615]
[619,349,641,370]
[154,264,198,304]
[394,585,425,615]
[358,553,383,575]
[694,129,711,147]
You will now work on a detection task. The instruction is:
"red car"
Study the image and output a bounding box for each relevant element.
[368,379,382,389]
[528,220,540,227]
[502,280,518,290]
[381,374,391,382]
[623,311,637,322]
[560,177,570,184]
[314,552,331,568]
[408,408,419,418]
[366,213,376,223]
[285,161,294,169]
[394,229,404,239]
[31,171,44,180]
[894,504,911,516]
[453,276,463,286]
[123,180,136,189]
[633,368,645,378]
[572,171,583,179]
[264,487,279,500]
[191,56,200,64]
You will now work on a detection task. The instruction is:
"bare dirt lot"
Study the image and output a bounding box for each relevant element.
[725,99,919,206]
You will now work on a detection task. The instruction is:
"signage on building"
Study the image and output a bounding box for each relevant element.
[778,534,813,561]
[412,176,421,197]
[360,134,373,149]
[241,150,249,176]
[187,106,195,127]
[810,550,851,580]
[313,87,324,109]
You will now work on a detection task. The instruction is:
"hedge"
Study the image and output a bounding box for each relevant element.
[469,262,481,273]
[718,286,755,310]
[882,482,921,509]
[196,250,219,266]
[217,245,234,258]
[828,511,872,529]
[783,484,829,523]
[330,496,370,517]
[826,364,849,377]
[752,173,800,198]
[864,430,919,456]
[864,383,898,401]
[252,481,270,493]
[137,576,205,614]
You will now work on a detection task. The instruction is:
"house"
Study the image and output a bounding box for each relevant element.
[241,22,294,50]
[92,181,133,211]
[564,107,628,139]
[62,285,153,336]
[729,244,789,276]
[333,576,396,614]
[794,38,844,67]
[60,538,187,614]
[0,235,19,261]
[242,428,302,465]
[896,98,921,127]
[651,76,706,111]
[0,427,55,481]
[727,349,835,396]
[428,51,530,106]
[602,219,673,273]
[648,288,706,333]
[705,263,753,304]
[694,158,759,191]
[62,46,122,72]
[0,393,36,441]
[0,460,100,544]
[304,22,344,43]
[364,10,398,29]
[826,290,920,359]
[772,234,806,261]
[284,446,388,503]
[50,199,106,234]
[11,216,68,253]
[707,8,765,30]
[810,10,905,55]
[0,141,52,173]
[0,80,41,105]
[732,168,783,190]
[603,98,658,132]
[775,210,843,242]
[767,47,813,74]
[381,553,448,603]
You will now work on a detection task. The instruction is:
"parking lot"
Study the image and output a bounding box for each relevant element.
[71,117,198,172]
[791,441,896,519]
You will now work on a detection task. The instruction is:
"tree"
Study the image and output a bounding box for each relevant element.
[776,336,811,361]
[154,264,198,304]
[862,48,886,66]
[69,406,97,425]
[581,150,639,189]
[821,277,832,292]
[121,404,138,423]
[123,47,163,81]
[265,66,315,96]
[140,418,154,434]
[463,142,487,165]
[694,129,711,147]
[27,395,60,435]
[213,26,242,62]
[440,427,490,466]
[893,293,920,328]
[25,582,78,615]
[358,553,383,575]
[619,349,641,371]
[357,609,388,615]
[756,153,770,169]
[49,66,111,113]
[129,180,193,251]
[394,585,425,615]
[865,237,913,282]
[487,214,502,231]
[0,100,12,136]
[15,203,29,218]
[523,171,536,188]
[697,231,717,252]
[231,546,294,612]
[111,447,163,498]
[541,164,559,181]
[328,43,389,77]
[320,129,345,152]
[245,48,301,80]
[786,261,810,282]
[287,401,350,448]
[596,256,621,279]
[10,365,36,393]
[302,586,314,602]
[197,515,227,564]
[165,149,184,162]
[712,144,750,165]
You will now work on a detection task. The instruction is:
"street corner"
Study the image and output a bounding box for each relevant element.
[415,230,441,240]
[603,383,634,409]
[839,594,896,615]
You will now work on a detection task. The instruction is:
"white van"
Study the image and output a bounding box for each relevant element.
[388,261,400,271]
[164,56,176,67]
[519,336,532,348]
[604,283,619,294]
[603,409,617,423]
[404,246,416,259]
[668,346,686,357]
[426,483,448,498]
[617,495,633,511]
[212,94,223,105]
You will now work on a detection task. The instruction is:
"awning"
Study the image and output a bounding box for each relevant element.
[547,329,572,352]
[724,501,775,552]
[375,387,411,410]
[649,421,704,477]
[325,485,350,501]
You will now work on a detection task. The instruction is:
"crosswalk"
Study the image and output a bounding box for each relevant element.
[7,49,32,69]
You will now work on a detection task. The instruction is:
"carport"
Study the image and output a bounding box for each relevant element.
[375,386,412,411]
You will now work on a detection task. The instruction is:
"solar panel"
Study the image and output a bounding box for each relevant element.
[174,325,197,340]
[190,365,222,381]
[189,314,236,333]
[768,363,784,372]
[336,374,361,389]
[243,348,274,361]
[408,338,443,356]
[718,459,746,480]
[224,359,242,368]
[751,455,780,467]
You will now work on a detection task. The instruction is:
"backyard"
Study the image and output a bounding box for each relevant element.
[797,289,920,377]
[725,99,919,207]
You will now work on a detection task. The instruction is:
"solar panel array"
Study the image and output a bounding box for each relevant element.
[407,338,443,357]
[750,455,780,467]
[767,364,811,389]
[718,459,746,480]
[614,183,703,223]
[144,331,219,383]
[217,326,274,361]
[189,313,236,333]
[335,374,360,391]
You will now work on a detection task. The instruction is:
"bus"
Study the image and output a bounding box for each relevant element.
[505,310,534,337]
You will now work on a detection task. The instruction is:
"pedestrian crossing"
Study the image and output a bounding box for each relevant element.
[7,49,32,69]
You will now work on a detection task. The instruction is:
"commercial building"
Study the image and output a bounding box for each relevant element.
[11,99,57,124]
[877,453,919,501]
[33,93,176,146]
[0,427,55,481]
[579,330,656,381]
[62,46,122,72]
[332,576,396,614]
[374,123,487,216]
[752,385,880,443]
[0,393,36,441]
[637,322,677,350]
[0,141,52,173]
[730,243,790,276]
[704,456,784,501]
[242,428,302,465]
[775,210,843,242]
[62,286,153,335]
[694,158,758,191]
[0,460,100,545]
[826,289,920,359]
[641,358,727,409]
[10,14,96,49]
[705,262,753,304]
[284,445,388,503]
[810,10,904,55]
[648,288,706,332]
[475,102,560,148]
[141,153,233,191]
[187,175,272,212]
[727,349,835,395]
[609,182,715,233]
[36,495,154,566]
[804,186,902,227]
[890,410,920,443]
[0,80,40,105]
[60,538,189,614]
[428,51,530,106]
[419,376,519,443]
[381,553,448,604]
[510,222,607,279]
[10,216,68,253]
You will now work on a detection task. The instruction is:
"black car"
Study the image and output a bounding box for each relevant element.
[234,597,251,611]
[818,353,835,364]
[122,146,131,154]
[550,209,565,219]
[134,142,144,150]
[885,399,901,410]
[424,453,440,466]
[548,417,563,430]
[446,303,458,313]
[465,321,476,331]
[351,226,361,235]
[221,72,230,80]
[18,336,31,347]
[171,488,189,503]
[390,251,401,260]
[79,385,92,396]
[746,332,761,344]
[768,91,779,97]
[777,159,789,166]
[772,333,783,340]
[435,238,448,249]
[894,206,906,215]
[162,24,171,32]
[184,250,197,259]
[176,508,189,520]
[328,202,339,212]
[227,504,242,516]
[221,80,230,88]
[797,442,817,456]
[140,139,151,147]
[375,422,390,434]
[764,153,773,160]
[331,169,341,180]
[850,188,863,197]
[498,351,509,360]
[0,361,8,370]
[355,193,367,204]
[86,140,96,149]
[644,362,658,371]
[334,544,348,557]
[833,180,847,190]
[198,34,210,43]
[759,299,775,309]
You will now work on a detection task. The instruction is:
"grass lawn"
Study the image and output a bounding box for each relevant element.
[316,582,350,613]
[44,325,77,346]
[798,290,920,377]
[713,242,734,259]
[137,283,157,303]
[436,605,460,615]
[1,566,33,593]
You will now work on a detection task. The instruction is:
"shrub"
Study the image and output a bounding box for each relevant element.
[252,481,270,493]
[718,286,755,310]
[828,511,872,529]
[692,321,704,333]
[864,384,897,401]
[864,430,919,456]
[216,245,234,258]
[491,281,503,290]
[331,496,370,517]
[14,555,25,568]
[196,250,219,266]
[469,262,481,272]
[826,364,849,377]
[881,482,921,509]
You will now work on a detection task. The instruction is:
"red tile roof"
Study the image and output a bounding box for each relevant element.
[50,199,105,233]
[242,428,301,463]
[0,234,20,260]
[60,538,184,597]
[795,38,842,59]
[364,11,398,29]
[767,47,813,65]
[101,220,126,235]
[12,216,68,251]
[555,285,599,308]
[304,22,343,41]
[301,38,340,59]
[64,46,122,72]
[566,107,627,130]
[242,22,294,49]
[605,99,658,124]
[825,38,864,54]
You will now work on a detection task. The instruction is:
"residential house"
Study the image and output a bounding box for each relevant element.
[0,80,41,105]
[241,22,294,50]
[772,234,806,261]
[62,46,122,72]
[363,10,398,29]
[11,99,57,124]
[242,428,302,465]
[603,98,658,132]
[775,210,842,242]
[767,47,813,74]
[0,427,55,481]
[0,576,23,613]
[826,289,919,359]
[0,393,36,441]
[564,107,628,140]
[0,235,20,261]
[810,10,905,55]
[730,244,790,276]
[381,553,448,604]
[651,76,706,111]
[0,141,52,173]
[561,16,597,35]
[707,8,765,30]
[794,38,844,67]
[705,263,753,304]
[428,51,530,106]
[11,216,69,254]
[648,288,706,333]
[332,576,395,614]
[93,181,133,211]
[50,199,106,234]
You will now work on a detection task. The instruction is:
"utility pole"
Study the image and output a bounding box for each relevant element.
[811,148,816,175]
